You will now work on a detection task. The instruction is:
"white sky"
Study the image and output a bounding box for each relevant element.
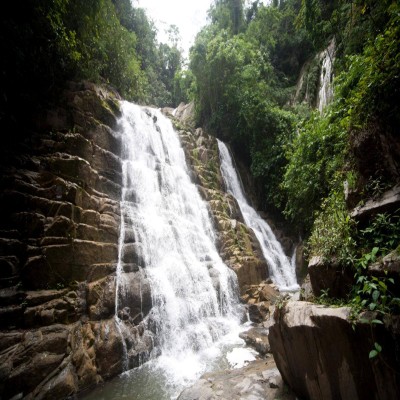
[137,0,214,59]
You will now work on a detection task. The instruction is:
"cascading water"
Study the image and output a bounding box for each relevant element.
[217,140,299,292]
[317,39,335,113]
[105,102,246,399]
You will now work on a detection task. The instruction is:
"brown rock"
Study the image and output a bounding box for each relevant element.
[117,271,152,322]
[308,256,354,298]
[239,327,271,355]
[269,301,400,400]
[248,301,270,323]
[39,364,77,400]
[92,319,125,378]
[87,276,116,320]
[351,184,400,223]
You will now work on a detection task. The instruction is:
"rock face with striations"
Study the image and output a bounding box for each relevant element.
[269,301,400,400]
[0,82,153,399]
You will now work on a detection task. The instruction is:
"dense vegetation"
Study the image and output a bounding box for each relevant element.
[187,0,400,314]
[0,0,185,138]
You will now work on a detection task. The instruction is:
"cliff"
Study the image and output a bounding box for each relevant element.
[0,82,153,399]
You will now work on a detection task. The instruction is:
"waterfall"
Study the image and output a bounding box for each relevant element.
[115,102,242,396]
[317,39,335,113]
[217,140,299,292]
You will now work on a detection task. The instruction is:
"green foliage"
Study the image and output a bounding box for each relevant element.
[249,107,296,210]
[307,189,356,263]
[173,69,196,105]
[369,342,382,359]
[189,0,312,213]
[67,0,147,101]
[358,211,400,254]
[312,288,347,307]
[282,107,347,230]
[0,0,185,133]
[209,0,245,35]
[351,246,399,317]
[1,0,78,133]
[335,2,400,130]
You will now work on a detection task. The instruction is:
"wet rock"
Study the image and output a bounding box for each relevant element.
[117,271,152,322]
[0,325,70,399]
[248,302,270,324]
[369,248,400,295]
[174,123,270,292]
[239,327,270,355]
[178,359,294,400]
[87,276,116,320]
[38,363,77,400]
[91,319,125,379]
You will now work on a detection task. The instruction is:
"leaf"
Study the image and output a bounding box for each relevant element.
[369,302,377,311]
[374,342,382,352]
[371,319,383,324]
[372,290,380,302]
[378,281,387,291]
[369,349,378,359]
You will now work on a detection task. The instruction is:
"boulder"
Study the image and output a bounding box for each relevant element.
[239,327,271,355]
[308,256,354,298]
[351,184,400,223]
[269,301,400,400]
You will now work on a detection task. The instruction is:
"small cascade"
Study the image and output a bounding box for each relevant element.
[217,140,299,292]
[113,102,243,397]
[317,39,335,113]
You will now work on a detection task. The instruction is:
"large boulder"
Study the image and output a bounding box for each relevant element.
[308,256,354,298]
[269,301,400,400]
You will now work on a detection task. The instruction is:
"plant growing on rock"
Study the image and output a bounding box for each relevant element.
[307,188,356,265]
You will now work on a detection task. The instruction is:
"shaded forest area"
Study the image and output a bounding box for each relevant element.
[0,0,184,141]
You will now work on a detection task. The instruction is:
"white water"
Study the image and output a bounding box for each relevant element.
[317,40,335,113]
[217,140,299,292]
[115,102,245,398]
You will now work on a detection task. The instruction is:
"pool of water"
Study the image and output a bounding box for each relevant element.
[80,323,257,400]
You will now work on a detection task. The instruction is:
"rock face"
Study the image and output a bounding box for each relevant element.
[269,301,400,400]
[0,82,153,399]
[350,184,400,223]
[164,109,269,292]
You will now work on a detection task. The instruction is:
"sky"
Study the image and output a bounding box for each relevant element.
[137,0,214,59]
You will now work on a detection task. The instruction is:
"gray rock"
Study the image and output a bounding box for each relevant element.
[178,359,294,400]
[269,301,400,400]
[239,327,271,355]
